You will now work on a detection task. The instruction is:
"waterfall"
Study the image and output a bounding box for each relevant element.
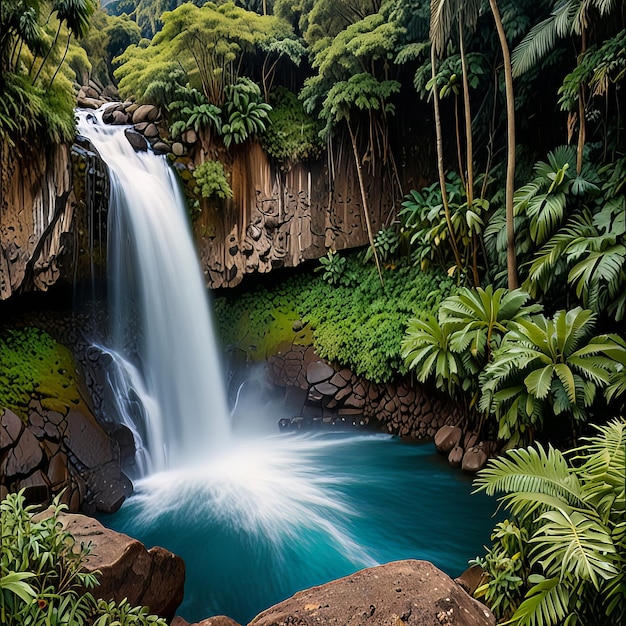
[76,108,230,472]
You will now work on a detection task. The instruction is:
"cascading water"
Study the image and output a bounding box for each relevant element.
[77,108,230,472]
[76,107,496,625]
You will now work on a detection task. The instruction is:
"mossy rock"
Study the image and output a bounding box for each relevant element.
[0,327,87,420]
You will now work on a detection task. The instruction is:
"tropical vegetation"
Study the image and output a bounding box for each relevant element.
[1,491,166,626]
[472,417,626,625]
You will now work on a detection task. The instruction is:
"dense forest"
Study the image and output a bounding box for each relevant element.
[1,0,625,624]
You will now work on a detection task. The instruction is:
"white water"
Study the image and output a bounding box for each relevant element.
[77,108,230,471]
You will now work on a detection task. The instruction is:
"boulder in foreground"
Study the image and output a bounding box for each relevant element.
[248,560,494,626]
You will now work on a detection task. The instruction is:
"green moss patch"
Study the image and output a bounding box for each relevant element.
[0,327,85,420]
[214,255,456,382]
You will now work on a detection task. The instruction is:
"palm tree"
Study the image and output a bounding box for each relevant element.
[479,307,625,444]
[33,0,94,86]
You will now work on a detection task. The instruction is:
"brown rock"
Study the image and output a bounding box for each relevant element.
[132,104,160,124]
[1,409,23,449]
[448,445,463,468]
[194,618,242,626]
[143,123,160,139]
[152,141,170,155]
[172,142,185,156]
[56,513,185,621]
[1,425,43,476]
[454,565,486,596]
[17,469,50,502]
[434,426,462,454]
[461,447,488,473]
[248,560,495,626]
[306,361,334,384]
[125,129,148,152]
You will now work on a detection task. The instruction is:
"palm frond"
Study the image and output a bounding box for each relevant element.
[474,444,585,515]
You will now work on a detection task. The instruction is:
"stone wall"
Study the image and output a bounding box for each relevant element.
[266,341,463,439]
[194,139,398,289]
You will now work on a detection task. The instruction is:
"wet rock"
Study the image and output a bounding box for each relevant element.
[306,361,334,384]
[434,425,462,454]
[249,560,495,626]
[152,141,170,155]
[124,129,148,152]
[64,410,112,469]
[448,445,463,468]
[461,447,488,473]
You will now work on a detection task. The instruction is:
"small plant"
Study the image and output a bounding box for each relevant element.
[315,251,354,286]
[1,491,167,626]
[222,77,272,148]
[192,160,233,202]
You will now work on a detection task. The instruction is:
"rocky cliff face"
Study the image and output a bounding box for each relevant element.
[194,140,398,289]
[0,139,107,301]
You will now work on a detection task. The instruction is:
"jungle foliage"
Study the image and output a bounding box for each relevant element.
[214,255,455,382]
[473,418,626,625]
[0,0,94,146]
[1,491,166,626]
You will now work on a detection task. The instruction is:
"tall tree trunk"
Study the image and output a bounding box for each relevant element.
[33,24,61,84]
[347,121,384,288]
[459,22,474,206]
[431,45,464,276]
[576,29,588,175]
[49,34,71,89]
[488,0,518,290]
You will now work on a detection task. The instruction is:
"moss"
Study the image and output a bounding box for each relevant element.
[214,255,456,382]
[0,327,85,420]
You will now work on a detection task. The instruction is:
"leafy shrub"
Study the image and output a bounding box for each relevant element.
[222,77,272,148]
[473,418,626,626]
[1,491,166,626]
[192,160,233,201]
[260,87,324,163]
[214,254,455,382]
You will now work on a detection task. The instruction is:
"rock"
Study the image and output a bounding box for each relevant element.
[172,142,185,156]
[461,447,488,472]
[182,129,197,144]
[248,560,495,626]
[312,382,338,396]
[448,445,463,468]
[194,618,242,626]
[152,141,170,155]
[454,565,486,596]
[124,129,148,152]
[1,409,24,449]
[1,425,43,476]
[55,513,185,621]
[306,361,334,385]
[434,425,462,454]
[63,410,112,469]
[143,123,160,139]
[78,96,103,109]
[110,110,130,125]
[132,104,160,124]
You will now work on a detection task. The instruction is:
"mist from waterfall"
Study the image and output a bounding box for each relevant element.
[76,108,230,472]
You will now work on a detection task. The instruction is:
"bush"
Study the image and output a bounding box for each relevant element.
[193,160,233,201]
[1,491,166,626]
[260,87,324,163]
[214,254,455,382]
